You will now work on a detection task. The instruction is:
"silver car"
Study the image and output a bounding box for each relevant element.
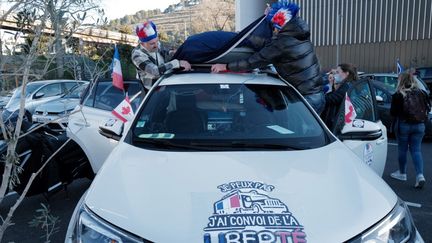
[5,80,88,121]
[32,83,88,129]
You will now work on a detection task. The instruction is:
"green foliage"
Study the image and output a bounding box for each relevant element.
[29,203,60,243]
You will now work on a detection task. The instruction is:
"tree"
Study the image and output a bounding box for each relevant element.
[191,0,235,34]
[0,0,109,241]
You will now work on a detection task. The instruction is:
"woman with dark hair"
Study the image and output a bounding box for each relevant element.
[390,72,431,189]
[321,63,358,129]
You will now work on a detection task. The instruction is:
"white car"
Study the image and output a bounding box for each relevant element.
[32,83,88,129]
[67,79,146,173]
[65,72,423,242]
[5,79,88,121]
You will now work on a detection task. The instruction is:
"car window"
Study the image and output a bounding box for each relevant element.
[35,83,62,98]
[334,80,377,134]
[374,86,391,103]
[375,76,398,91]
[417,68,432,78]
[64,84,88,98]
[10,83,44,99]
[131,84,330,151]
[84,81,144,111]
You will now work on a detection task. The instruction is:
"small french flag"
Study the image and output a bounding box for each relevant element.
[396,58,404,74]
[112,45,124,91]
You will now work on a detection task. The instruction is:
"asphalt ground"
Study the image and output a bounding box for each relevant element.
[1,139,431,242]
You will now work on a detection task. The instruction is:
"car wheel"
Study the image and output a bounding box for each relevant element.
[24,110,32,123]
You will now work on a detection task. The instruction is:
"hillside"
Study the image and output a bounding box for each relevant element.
[107,0,234,44]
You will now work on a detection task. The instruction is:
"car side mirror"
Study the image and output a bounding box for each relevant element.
[338,119,382,141]
[34,93,45,99]
[99,118,123,141]
[376,95,384,103]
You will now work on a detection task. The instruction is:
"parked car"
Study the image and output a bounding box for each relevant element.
[361,73,432,136]
[360,73,430,94]
[67,79,146,174]
[0,110,93,197]
[5,80,89,121]
[64,71,423,243]
[415,66,432,91]
[32,83,89,130]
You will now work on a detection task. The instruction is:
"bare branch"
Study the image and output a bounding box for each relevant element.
[0,138,71,240]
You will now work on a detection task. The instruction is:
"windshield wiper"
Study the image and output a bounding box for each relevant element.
[133,138,213,151]
[191,141,306,150]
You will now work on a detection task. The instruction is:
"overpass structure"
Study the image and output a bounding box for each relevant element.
[0,10,137,46]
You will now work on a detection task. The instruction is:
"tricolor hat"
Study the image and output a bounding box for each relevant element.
[136,21,158,42]
[266,1,300,30]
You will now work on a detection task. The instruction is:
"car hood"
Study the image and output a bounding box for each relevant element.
[85,141,397,243]
[35,98,79,113]
[5,97,27,111]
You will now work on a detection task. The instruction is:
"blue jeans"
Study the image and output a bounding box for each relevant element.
[397,121,425,175]
[304,92,325,115]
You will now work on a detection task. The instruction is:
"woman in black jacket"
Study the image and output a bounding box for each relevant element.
[211,2,325,114]
[390,72,431,189]
[320,63,358,130]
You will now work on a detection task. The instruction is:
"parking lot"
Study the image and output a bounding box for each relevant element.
[1,138,431,242]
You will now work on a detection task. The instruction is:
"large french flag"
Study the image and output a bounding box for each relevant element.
[112,45,124,90]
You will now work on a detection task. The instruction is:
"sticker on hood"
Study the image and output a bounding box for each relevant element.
[203,181,307,243]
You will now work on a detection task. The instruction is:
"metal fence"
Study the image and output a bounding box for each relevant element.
[290,0,432,72]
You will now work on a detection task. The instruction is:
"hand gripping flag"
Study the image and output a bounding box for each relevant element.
[396,58,404,74]
[344,93,357,125]
[112,96,134,123]
[112,45,124,90]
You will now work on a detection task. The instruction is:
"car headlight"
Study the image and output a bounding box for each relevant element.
[66,195,145,243]
[350,198,424,243]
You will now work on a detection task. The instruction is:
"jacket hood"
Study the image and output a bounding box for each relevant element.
[279,17,311,39]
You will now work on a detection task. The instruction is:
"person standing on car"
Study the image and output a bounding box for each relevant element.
[132,20,191,92]
[211,2,325,114]
[390,72,431,189]
[320,63,358,129]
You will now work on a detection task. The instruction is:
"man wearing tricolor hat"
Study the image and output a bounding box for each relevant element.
[211,1,325,114]
[132,20,191,91]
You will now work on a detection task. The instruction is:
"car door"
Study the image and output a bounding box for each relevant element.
[373,84,393,130]
[28,83,64,113]
[333,79,388,176]
[67,80,145,173]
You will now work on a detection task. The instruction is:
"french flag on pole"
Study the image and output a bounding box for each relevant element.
[112,96,134,123]
[396,58,404,74]
[344,93,357,125]
[112,45,124,90]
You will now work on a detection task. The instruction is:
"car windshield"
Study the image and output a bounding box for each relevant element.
[64,84,87,98]
[417,67,432,78]
[131,83,330,151]
[10,82,45,99]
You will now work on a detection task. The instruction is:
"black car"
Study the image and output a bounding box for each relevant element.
[372,80,432,137]
[416,66,432,92]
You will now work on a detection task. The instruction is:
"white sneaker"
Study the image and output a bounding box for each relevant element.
[390,171,407,181]
[415,174,426,189]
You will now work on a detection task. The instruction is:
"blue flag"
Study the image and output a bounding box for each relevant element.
[396,59,404,74]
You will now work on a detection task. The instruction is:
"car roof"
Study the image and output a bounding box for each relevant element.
[27,79,89,86]
[158,72,287,86]
[361,73,398,77]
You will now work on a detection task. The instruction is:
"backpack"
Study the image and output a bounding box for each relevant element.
[402,89,430,123]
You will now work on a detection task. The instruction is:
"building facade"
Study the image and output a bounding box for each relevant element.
[236,0,432,73]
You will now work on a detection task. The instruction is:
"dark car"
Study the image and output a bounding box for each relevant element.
[370,78,432,137]
[415,67,432,92]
